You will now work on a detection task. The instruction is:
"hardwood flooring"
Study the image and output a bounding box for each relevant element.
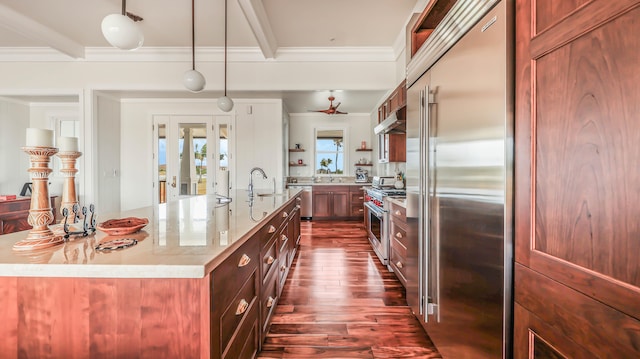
[257,220,442,359]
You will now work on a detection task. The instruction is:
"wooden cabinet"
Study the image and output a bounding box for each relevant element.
[0,197,58,235]
[349,187,365,218]
[211,236,260,359]
[387,200,415,290]
[312,185,354,220]
[377,81,407,163]
[514,0,640,357]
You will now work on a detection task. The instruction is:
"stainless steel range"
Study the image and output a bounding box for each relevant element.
[364,177,405,267]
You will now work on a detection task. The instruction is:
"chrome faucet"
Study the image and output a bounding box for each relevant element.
[248,167,267,197]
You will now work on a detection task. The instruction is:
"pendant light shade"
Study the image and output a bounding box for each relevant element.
[101,1,144,50]
[217,96,234,112]
[183,0,205,92]
[184,70,206,92]
[217,0,234,112]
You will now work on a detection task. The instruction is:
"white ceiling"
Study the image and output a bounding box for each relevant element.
[0,0,425,113]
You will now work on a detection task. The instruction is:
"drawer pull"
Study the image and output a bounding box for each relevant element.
[280,265,286,272]
[266,296,275,308]
[358,196,364,200]
[238,254,251,267]
[395,210,401,216]
[282,211,289,218]
[281,234,288,242]
[396,261,404,269]
[266,256,275,265]
[358,208,363,212]
[395,232,403,239]
[235,299,249,316]
[268,225,276,234]
[296,204,301,209]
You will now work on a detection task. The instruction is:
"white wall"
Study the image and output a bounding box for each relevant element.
[0,98,30,194]
[96,95,121,214]
[288,112,373,178]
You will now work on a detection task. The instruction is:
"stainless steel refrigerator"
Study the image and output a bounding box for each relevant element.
[406,0,513,357]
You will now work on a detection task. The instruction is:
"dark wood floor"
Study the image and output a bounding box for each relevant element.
[257,220,442,359]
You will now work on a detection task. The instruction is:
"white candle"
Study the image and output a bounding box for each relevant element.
[58,136,78,152]
[25,128,54,147]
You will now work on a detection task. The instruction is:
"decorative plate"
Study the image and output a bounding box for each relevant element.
[95,238,138,252]
[96,217,148,236]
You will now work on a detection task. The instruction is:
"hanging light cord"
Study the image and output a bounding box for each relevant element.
[121,0,126,15]
[191,0,196,70]
[223,0,228,96]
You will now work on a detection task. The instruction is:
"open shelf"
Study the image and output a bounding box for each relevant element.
[354,163,373,166]
[356,148,372,152]
[289,164,307,167]
[289,149,305,152]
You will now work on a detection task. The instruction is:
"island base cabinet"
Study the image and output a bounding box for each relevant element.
[0,276,211,359]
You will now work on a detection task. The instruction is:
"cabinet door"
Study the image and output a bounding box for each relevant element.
[515,0,640,357]
[312,192,331,218]
[332,191,350,217]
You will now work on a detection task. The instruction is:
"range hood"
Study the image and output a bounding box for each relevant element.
[374,107,406,135]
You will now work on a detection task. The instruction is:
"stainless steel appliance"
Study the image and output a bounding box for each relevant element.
[406,1,513,357]
[288,184,312,219]
[364,186,406,267]
[371,176,395,188]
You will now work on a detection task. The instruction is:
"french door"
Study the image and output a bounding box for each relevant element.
[153,115,232,204]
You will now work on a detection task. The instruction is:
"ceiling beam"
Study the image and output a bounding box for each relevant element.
[238,0,277,59]
[0,3,84,59]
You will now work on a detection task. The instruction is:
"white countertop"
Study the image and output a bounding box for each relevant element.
[0,189,300,279]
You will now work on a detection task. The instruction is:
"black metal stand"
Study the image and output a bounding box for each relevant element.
[62,203,96,240]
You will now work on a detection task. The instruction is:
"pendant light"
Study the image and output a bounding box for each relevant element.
[101,0,144,50]
[217,0,234,112]
[183,0,206,92]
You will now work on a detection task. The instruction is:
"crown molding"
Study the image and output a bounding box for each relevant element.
[0,46,397,63]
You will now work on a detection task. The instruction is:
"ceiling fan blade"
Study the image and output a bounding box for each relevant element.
[333,102,341,109]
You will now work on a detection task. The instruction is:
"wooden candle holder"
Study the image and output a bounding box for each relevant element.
[56,150,82,222]
[13,146,64,251]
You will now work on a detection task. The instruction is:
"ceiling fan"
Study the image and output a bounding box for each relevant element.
[309,96,348,115]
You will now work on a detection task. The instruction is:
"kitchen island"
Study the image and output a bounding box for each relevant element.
[0,189,301,359]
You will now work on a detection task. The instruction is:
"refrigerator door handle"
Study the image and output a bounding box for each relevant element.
[426,86,441,322]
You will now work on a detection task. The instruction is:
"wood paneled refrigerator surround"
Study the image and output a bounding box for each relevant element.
[514,0,640,357]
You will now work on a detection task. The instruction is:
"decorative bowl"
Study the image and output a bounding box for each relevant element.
[97,217,148,236]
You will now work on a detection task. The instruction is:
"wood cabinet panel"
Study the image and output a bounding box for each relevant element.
[515,1,640,355]
[312,186,358,219]
[0,276,209,359]
[312,192,331,218]
[534,0,590,33]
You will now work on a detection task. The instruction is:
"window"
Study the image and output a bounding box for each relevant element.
[315,129,345,175]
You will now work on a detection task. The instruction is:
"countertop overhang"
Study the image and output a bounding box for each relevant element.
[0,189,301,279]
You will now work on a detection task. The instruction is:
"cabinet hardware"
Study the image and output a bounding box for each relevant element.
[281,234,288,241]
[238,254,251,267]
[395,232,403,239]
[396,261,403,269]
[266,296,275,308]
[358,208,364,212]
[268,225,276,234]
[235,299,249,316]
[266,256,275,265]
[280,265,286,272]
[395,210,401,216]
[171,176,177,188]
[282,211,288,218]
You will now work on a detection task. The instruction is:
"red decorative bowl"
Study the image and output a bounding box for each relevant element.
[97,217,149,236]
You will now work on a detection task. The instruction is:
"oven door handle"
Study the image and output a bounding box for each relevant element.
[364,202,386,217]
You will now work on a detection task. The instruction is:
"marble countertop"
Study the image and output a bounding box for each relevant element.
[0,189,300,279]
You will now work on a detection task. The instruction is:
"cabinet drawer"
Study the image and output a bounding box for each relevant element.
[350,191,364,204]
[389,221,409,249]
[221,290,259,359]
[390,239,408,287]
[350,204,365,217]
[261,235,278,285]
[219,270,258,358]
[388,202,406,223]
[213,238,259,311]
[260,269,279,335]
